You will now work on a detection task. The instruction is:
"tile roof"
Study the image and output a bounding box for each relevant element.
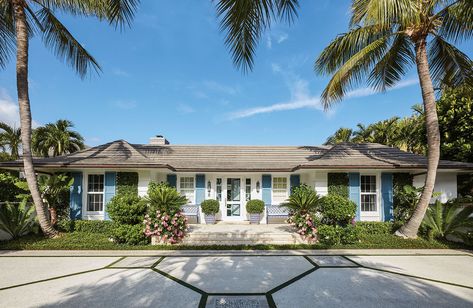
[1,140,472,171]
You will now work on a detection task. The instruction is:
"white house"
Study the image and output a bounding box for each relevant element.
[2,136,472,224]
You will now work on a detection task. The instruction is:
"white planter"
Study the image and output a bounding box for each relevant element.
[249,213,261,224]
[204,214,216,224]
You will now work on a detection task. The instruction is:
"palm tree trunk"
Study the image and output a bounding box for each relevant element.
[396,37,440,239]
[13,0,58,238]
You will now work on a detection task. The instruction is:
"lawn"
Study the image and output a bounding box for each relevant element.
[0,231,467,250]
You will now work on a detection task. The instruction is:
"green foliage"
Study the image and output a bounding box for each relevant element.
[0,200,38,239]
[319,194,356,226]
[116,172,139,196]
[422,200,473,243]
[437,86,473,163]
[144,211,188,244]
[38,174,73,210]
[457,174,473,198]
[0,122,21,159]
[0,172,23,202]
[287,212,320,243]
[146,182,188,215]
[73,220,113,234]
[56,218,74,233]
[393,184,422,224]
[324,128,353,145]
[282,184,321,215]
[327,173,349,198]
[246,199,265,214]
[32,120,85,157]
[106,193,147,225]
[318,224,360,245]
[110,223,148,245]
[354,222,394,236]
[201,199,220,215]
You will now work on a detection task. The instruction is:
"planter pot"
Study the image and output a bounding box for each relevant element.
[249,213,261,224]
[204,214,216,224]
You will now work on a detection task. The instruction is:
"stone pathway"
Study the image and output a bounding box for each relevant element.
[0,251,472,307]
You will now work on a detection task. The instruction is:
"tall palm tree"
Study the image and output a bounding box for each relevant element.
[315,0,473,238]
[33,120,84,157]
[0,0,139,237]
[324,127,354,145]
[0,122,21,159]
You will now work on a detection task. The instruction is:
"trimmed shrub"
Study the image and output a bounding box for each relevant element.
[116,172,139,196]
[106,194,147,225]
[319,194,356,226]
[56,218,74,233]
[201,199,220,215]
[246,199,265,214]
[318,224,342,245]
[327,173,349,198]
[74,220,113,234]
[341,225,361,244]
[354,221,394,236]
[110,223,148,245]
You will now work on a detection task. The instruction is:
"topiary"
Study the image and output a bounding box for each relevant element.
[201,199,220,215]
[106,193,147,225]
[319,194,356,226]
[246,199,265,214]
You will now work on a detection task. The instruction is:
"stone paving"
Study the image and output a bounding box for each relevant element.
[0,251,472,307]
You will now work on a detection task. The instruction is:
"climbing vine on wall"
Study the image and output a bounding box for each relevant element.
[327,173,349,198]
[116,172,139,195]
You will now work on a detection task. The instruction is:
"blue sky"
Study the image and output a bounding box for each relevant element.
[0,0,471,146]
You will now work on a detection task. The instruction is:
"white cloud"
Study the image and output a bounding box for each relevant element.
[266,35,272,49]
[112,68,130,77]
[202,81,239,95]
[0,88,39,128]
[271,63,282,73]
[266,32,289,49]
[111,100,137,110]
[177,104,195,114]
[226,76,419,120]
[277,33,288,44]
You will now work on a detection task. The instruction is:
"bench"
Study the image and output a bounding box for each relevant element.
[266,204,289,224]
[181,204,200,223]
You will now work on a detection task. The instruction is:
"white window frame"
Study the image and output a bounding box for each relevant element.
[360,174,378,214]
[179,176,195,204]
[272,176,289,202]
[86,173,105,214]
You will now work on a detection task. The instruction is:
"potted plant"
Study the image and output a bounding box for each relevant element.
[201,199,219,224]
[246,199,265,224]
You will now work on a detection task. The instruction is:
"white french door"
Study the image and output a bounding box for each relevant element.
[224,178,244,221]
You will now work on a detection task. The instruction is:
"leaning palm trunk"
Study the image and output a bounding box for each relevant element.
[13,0,57,238]
[396,37,440,239]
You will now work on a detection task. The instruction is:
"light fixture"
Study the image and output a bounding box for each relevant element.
[207,181,211,197]
[256,181,260,193]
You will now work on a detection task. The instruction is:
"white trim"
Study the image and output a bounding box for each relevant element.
[271,175,290,205]
[82,172,105,220]
[177,175,196,204]
[359,172,382,221]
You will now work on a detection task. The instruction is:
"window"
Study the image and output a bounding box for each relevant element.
[245,178,251,201]
[87,174,104,212]
[360,175,377,212]
[179,176,195,203]
[273,177,288,199]
[216,178,222,201]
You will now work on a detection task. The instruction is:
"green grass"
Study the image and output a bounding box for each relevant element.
[0,232,468,250]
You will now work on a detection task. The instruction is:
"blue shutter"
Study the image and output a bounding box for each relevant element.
[381,173,394,221]
[262,175,272,205]
[195,174,205,205]
[167,174,177,188]
[290,174,300,193]
[349,173,361,221]
[69,172,83,220]
[104,172,117,220]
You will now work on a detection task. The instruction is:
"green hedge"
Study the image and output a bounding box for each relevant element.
[318,224,360,245]
[327,173,349,198]
[116,172,139,195]
[73,220,114,234]
[354,221,394,236]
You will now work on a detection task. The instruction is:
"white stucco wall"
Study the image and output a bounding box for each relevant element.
[413,172,458,203]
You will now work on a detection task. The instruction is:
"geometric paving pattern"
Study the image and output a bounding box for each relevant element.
[1,254,473,308]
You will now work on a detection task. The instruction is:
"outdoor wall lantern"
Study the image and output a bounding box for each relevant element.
[207,181,211,197]
[256,181,260,193]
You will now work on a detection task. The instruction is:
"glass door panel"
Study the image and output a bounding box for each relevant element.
[226,178,241,217]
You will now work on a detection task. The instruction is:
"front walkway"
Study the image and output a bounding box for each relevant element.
[0,250,472,307]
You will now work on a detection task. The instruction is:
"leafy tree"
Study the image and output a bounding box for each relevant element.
[0,122,21,160]
[0,0,139,237]
[315,0,473,238]
[33,119,85,157]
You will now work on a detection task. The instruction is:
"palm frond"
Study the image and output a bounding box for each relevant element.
[0,2,15,69]
[350,0,419,28]
[436,0,473,43]
[429,35,473,88]
[37,7,101,78]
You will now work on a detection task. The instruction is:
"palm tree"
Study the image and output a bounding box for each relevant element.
[315,0,473,238]
[33,120,85,157]
[352,123,372,142]
[0,122,21,159]
[324,127,353,145]
[0,1,139,237]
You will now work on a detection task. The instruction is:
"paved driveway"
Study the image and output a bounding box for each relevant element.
[0,250,472,307]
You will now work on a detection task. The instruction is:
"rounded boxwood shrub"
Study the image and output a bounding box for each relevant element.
[319,194,356,226]
[246,199,265,214]
[110,223,148,245]
[106,193,147,225]
[201,199,220,215]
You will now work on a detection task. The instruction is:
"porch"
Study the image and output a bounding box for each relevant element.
[180,223,304,246]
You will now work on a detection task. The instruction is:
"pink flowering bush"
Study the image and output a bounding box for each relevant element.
[287,212,319,243]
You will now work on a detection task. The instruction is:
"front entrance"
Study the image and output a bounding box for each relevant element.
[224,178,243,221]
